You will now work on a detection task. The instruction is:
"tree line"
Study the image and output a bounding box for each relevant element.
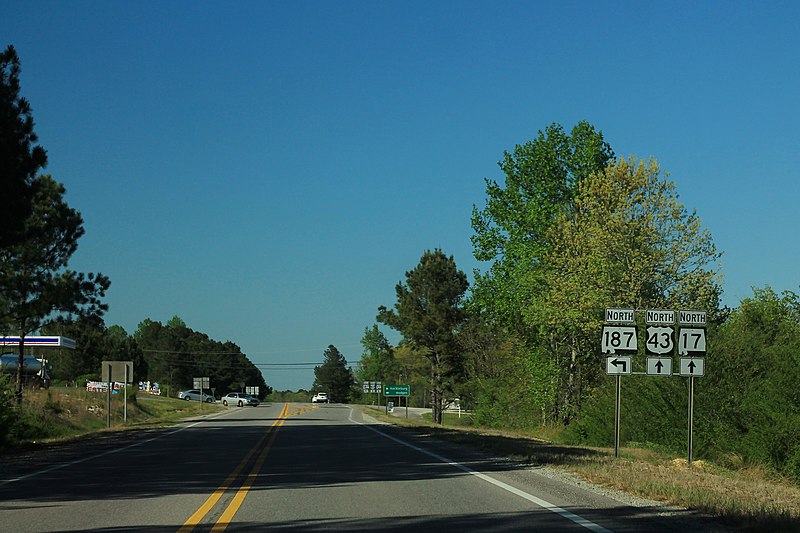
[43,315,269,397]
[348,122,800,483]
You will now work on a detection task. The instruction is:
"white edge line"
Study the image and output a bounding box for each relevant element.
[349,408,612,533]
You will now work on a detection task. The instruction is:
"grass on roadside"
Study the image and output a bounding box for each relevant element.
[2,386,224,449]
[359,405,800,532]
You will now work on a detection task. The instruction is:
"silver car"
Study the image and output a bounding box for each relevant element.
[221,392,260,407]
[178,389,215,403]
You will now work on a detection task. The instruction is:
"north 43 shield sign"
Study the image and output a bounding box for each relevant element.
[645,326,674,355]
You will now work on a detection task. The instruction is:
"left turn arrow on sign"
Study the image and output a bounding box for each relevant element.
[606,356,632,375]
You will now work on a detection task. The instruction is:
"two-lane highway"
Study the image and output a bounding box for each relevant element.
[0,403,729,532]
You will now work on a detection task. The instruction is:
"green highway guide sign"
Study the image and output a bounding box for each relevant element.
[383,384,410,397]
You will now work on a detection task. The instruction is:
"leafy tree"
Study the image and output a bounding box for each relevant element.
[377,249,469,424]
[538,157,721,423]
[43,315,110,383]
[354,325,397,386]
[470,121,614,333]
[312,345,354,403]
[0,45,45,249]
[0,174,110,403]
[459,311,546,428]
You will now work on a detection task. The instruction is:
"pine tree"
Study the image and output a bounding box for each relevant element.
[312,345,354,403]
[378,249,469,424]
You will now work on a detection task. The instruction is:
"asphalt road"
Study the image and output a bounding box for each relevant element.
[0,402,731,532]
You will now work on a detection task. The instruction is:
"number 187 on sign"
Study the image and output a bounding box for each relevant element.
[601,326,638,354]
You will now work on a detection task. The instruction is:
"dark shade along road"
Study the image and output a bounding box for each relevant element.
[0,402,732,532]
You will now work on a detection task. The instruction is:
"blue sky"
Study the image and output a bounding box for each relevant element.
[3,2,799,390]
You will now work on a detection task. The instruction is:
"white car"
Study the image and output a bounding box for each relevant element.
[312,392,328,403]
[221,392,260,407]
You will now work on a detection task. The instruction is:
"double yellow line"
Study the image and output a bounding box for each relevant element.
[178,403,292,533]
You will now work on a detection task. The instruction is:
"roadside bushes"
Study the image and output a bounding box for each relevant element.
[562,375,686,454]
[0,374,20,447]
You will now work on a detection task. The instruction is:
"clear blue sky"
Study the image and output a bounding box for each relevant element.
[4,2,799,390]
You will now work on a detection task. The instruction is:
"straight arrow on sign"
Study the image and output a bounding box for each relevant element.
[679,357,705,377]
[646,357,673,376]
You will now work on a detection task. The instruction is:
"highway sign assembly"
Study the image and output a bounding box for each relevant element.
[603,307,708,462]
[362,381,382,394]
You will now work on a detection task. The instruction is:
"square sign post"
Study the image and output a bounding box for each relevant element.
[193,377,210,410]
[101,361,133,428]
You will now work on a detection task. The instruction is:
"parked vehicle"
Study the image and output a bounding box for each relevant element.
[312,392,328,404]
[221,392,260,407]
[0,353,50,388]
[178,389,215,402]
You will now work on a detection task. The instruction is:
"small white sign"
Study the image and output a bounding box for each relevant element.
[646,357,673,376]
[606,356,632,375]
[679,357,705,377]
[646,310,675,325]
[605,308,635,323]
[679,310,707,326]
[601,326,638,354]
[677,328,707,355]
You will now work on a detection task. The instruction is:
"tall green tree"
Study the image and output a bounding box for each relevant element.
[0,174,110,402]
[470,121,614,332]
[538,157,721,423]
[378,249,469,424]
[0,45,45,249]
[312,345,354,403]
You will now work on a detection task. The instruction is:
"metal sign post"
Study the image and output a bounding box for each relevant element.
[688,376,695,465]
[102,361,134,426]
[193,377,210,409]
[124,364,128,424]
[615,375,621,458]
[106,364,112,429]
